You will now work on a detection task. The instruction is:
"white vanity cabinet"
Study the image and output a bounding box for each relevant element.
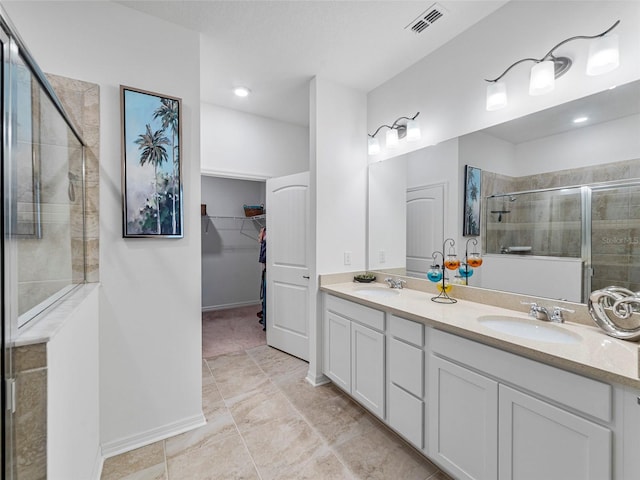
[428,328,613,480]
[498,384,611,480]
[428,355,498,480]
[321,289,638,480]
[323,294,385,418]
[387,315,425,449]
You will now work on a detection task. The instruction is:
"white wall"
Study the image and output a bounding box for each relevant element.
[201,176,264,310]
[307,77,367,384]
[201,102,309,179]
[313,78,368,274]
[47,286,100,480]
[4,0,205,455]
[368,158,407,270]
[368,1,640,161]
[515,113,640,176]
[459,131,518,177]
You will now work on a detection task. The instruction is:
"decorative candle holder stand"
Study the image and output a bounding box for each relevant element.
[428,238,458,304]
[458,237,483,286]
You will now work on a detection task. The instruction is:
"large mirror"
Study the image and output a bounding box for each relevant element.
[368,79,640,304]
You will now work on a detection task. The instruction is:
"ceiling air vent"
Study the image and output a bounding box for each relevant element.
[406,3,447,34]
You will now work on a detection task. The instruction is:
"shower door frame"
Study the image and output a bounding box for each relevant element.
[0,5,88,477]
[585,179,640,301]
[486,178,640,303]
[1,24,15,480]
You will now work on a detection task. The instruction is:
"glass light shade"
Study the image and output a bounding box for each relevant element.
[529,60,555,96]
[586,34,619,76]
[367,136,380,155]
[406,119,421,141]
[386,128,399,148]
[486,81,507,111]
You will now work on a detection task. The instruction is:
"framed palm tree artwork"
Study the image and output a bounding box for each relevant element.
[121,85,182,238]
[463,165,481,237]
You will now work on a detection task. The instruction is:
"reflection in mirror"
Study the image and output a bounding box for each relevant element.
[367,80,640,304]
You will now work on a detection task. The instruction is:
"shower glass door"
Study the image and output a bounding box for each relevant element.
[590,183,640,294]
[1,26,13,480]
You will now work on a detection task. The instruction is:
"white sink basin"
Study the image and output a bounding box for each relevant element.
[477,315,582,344]
[354,286,401,299]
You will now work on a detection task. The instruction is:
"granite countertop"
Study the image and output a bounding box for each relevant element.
[321,281,640,389]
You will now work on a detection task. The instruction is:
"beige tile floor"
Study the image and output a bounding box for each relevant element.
[101,345,453,480]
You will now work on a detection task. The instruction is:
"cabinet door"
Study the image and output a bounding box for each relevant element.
[324,311,351,391]
[389,337,423,397]
[428,355,498,480]
[499,385,611,480]
[388,383,423,449]
[351,322,385,418]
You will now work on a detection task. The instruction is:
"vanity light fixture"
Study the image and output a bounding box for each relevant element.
[485,20,620,111]
[367,112,420,155]
[233,86,251,97]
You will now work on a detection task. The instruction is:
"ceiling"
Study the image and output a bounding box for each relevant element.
[117,0,508,126]
[482,79,640,144]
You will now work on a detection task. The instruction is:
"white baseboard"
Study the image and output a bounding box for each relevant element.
[101,412,206,459]
[92,448,104,480]
[202,300,261,312]
[305,371,330,387]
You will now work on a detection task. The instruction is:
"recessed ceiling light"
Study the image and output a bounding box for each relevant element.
[609,85,617,90]
[573,116,589,124]
[233,87,251,97]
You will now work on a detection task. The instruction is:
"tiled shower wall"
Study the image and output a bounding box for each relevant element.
[483,158,640,292]
[14,74,99,480]
[46,73,99,284]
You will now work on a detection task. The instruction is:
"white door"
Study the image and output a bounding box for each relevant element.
[406,184,445,277]
[266,172,310,361]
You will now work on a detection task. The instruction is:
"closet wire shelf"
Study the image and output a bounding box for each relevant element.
[202,214,266,240]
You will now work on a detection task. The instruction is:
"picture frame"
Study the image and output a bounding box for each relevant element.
[121,85,183,238]
[463,165,481,237]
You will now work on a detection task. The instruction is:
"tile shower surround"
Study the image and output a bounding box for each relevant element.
[13,74,99,480]
[484,158,640,292]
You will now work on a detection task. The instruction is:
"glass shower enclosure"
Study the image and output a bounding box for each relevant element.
[485,179,640,302]
[1,6,87,478]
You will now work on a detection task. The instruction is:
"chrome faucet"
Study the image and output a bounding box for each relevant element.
[385,277,406,289]
[529,302,549,321]
[521,302,574,323]
[523,302,549,320]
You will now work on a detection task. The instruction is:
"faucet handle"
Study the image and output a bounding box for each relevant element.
[520,301,538,316]
[550,306,575,323]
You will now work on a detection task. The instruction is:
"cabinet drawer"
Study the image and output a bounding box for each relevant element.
[390,315,424,347]
[431,328,612,422]
[389,337,423,397]
[326,294,385,332]
[388,383,423,449]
